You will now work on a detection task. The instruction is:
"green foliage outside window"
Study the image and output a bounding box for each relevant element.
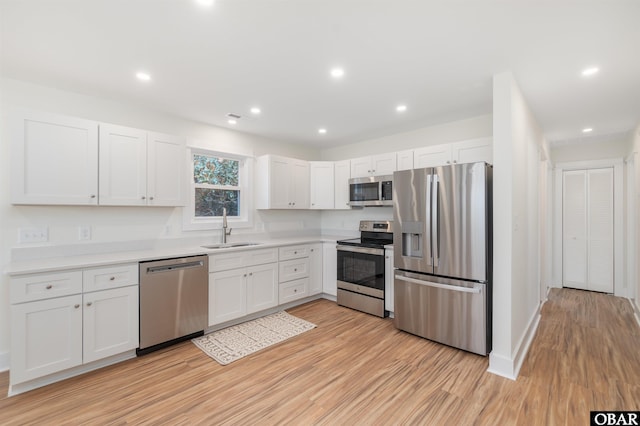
[193,154,240,217]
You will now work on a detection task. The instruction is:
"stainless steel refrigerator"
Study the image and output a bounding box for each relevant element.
[393,162,492,355]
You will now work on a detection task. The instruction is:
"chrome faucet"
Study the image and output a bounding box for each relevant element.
[222,207,232,243]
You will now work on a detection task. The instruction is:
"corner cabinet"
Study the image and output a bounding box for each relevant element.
[10,109,99,205]
[256,155,310,209]
[9,264,139,391]
[99,124,185,206]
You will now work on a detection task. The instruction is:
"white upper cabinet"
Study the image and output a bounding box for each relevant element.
[310,161,335,209]
[334,160,351,210]
[451,137,492,165]
[396,150,414,171]
[350,153,396,178]
[99,124,148,206]
[146,132,185,206]
[99,124,185,206]
[414,138,492,168]
[414,144,453,168]
[256,155,310,209]
[11,109,99,205]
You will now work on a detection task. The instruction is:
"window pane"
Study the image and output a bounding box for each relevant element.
[195,188,239,217]
[193,154,239,186]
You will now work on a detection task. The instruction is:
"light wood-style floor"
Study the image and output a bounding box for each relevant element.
[1,288,639,425]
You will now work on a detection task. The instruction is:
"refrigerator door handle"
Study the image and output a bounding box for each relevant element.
[425,174,433,266]
[395,274,482,294]
[432,174,439,267]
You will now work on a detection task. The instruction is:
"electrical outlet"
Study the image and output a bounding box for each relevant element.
[18,227,49,243]
[78,225,91,241]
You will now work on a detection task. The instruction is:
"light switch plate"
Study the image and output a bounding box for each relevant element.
[18,227,49,243]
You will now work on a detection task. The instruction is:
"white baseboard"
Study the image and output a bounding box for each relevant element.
[0,351,9,373]
[487,304,541,381]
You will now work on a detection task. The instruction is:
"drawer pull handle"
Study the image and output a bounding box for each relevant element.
[46,285,53,290]
[294,289,297,293]
[86,302,93,307]
[294,268,297,272]
[249,273,253,276]
[109,277,115,281]
[74,304,80,309]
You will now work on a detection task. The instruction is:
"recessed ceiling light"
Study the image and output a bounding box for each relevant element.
[330,68,344,79]
[136,72,151,81]
[581,67,599,77]
[582,128,593,133]
[318,128,327,134]
[250,107,261,115]
[396,105,407,112]
[228,119,237,125]
[195,0,214,7]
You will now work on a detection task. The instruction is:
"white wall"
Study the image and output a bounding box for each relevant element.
[0,78,323,368]
[551,137,631,164]
[321,115,492,160]
[489,71,546,379]
[632,124,640,319]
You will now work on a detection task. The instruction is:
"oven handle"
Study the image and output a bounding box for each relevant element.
[336,245,384,256]
[395,275,482,294]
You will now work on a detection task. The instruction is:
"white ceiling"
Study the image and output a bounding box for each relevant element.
[1,0,639,148]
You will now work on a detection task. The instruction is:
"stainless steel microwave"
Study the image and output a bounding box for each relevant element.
[348,175,393,207]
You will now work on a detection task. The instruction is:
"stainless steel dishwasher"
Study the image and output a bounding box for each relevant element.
[137,255,208,355]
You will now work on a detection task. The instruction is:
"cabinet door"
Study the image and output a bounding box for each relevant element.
[371,153,397,176]
[334,160,351,210]
[451,137,492,165]
[99,124,148,206]
[322,242,337,296]
[10,295,83,384]
[385,248,394,313]
[209,269,246,326]
[310,162,335,209]
[396,150,414,171]
[270,156,292,209]
[350,156,372,178]
[291,159,310,209]
[308,244,323,296]
[11,109,98,205]
[246,263,278,314]
[414,144,453,168]
[83,286,139,363]
[147,132,185,206]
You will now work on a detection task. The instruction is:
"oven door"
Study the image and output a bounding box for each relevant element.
[336,245,385,297]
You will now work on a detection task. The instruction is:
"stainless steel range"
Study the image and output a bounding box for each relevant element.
[336,220,393,318]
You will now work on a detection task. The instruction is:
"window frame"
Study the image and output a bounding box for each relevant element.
[183,148,252,231]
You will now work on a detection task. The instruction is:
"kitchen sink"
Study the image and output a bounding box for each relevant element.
[201,242,262,249]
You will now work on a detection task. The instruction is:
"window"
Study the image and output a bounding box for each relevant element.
[184,149,251,230]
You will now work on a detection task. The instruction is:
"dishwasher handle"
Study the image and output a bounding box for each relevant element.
[146,260,204,274]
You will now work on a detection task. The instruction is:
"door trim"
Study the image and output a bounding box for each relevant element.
[553,158,624,297]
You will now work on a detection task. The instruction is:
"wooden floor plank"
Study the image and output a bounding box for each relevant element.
[1,289,639,425]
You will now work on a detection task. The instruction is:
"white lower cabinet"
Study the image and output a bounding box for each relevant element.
[82,286,139,363]
[308,244,323,296]
[208,249,278,326]
[384,247,394,313]
[322,242,337,296]
[10,295,83,384]
[9,264,139,390]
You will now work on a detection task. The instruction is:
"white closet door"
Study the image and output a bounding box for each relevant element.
[587,169,614,293]
[562,168,614,293]
[563,171,588,289]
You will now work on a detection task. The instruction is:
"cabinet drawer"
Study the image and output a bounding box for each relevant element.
[279,278,308,304]
[209,248,278,272]
[279,258,310,283]
[10,271,83,304]
[83,263,139,293]
[279,245,310,261]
